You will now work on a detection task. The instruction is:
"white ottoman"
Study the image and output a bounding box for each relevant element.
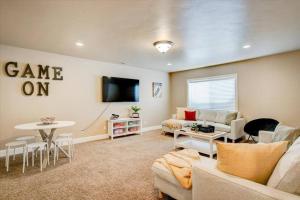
[152,161,192,200]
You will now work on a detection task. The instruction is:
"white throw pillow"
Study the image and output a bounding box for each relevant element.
[272,124,297,144]
[198,110,217,122]
[215,111,237,125]
[176,107,186,120]
[267,137,300,195]
[215,111,228,124]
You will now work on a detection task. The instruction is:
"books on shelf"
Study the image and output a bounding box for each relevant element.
[113,128,125,135]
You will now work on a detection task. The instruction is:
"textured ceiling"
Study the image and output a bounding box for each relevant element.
[1,0,300,72]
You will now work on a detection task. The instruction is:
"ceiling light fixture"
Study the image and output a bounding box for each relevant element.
[153,40,174,53]
[75,41,84,47]
[243,44,251,49]
[167,63,172,66]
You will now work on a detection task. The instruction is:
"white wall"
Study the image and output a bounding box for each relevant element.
[0,45,170,144]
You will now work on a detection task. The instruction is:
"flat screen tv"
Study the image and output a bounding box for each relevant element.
[102,76,139,102]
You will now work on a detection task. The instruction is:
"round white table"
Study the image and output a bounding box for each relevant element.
[15,121,75,167]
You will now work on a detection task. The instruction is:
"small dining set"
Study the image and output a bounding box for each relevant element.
[4,120,76,173]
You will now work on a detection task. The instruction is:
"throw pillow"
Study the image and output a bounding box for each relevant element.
[216,141,288,184]
[176,107,198,120]
[267,137,300,195]
[215,111,238,125]
[198,110,217,122]
[215,111,228,124]
[272,124,299,146]
[176,107,187,120]
[185,111,196,121]
[225,112,238,125]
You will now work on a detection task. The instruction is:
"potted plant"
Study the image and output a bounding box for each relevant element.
[130,105,141,118]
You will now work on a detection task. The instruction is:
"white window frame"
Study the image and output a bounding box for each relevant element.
[187,74,238,111]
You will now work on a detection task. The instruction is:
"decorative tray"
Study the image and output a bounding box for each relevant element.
[197,125,215,133]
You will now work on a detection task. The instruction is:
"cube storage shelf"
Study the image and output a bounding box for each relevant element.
[108,118,142,140]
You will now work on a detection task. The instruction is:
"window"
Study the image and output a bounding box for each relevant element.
[187,74,237,111]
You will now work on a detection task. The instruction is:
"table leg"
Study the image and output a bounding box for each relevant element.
[39,130,48,142]
[51,141,71,158]
[209,139,213,158]
[39,128,56,168]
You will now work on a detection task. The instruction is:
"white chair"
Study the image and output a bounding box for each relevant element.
[5,141,27,173]
[15,135,36,142]
[15,135,36,166]
[26,142,48,172]
[54,133,74,165]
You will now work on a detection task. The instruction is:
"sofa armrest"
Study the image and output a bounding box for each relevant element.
[230,118,246,140]
[259,131,274,143]
[192,162,299,200]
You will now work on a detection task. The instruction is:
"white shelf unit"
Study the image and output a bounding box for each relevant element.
[108,118,142,140]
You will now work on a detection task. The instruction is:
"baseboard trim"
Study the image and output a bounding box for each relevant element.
[73,134,109,144]
[141,125,161,132]
[0,125,162,157]
[0,135,109,158]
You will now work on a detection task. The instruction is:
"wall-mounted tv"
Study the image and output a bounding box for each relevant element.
[102,76,139,102]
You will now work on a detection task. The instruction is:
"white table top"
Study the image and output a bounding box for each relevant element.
[174,129,227,140]
[15,121,75,130]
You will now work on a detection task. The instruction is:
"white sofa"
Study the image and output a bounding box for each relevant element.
[162,107,246,142]
[152,136,300,200]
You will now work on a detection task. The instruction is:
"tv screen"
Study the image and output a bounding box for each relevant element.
[102,76,139,102]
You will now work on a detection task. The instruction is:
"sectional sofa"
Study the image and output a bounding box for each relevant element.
[152,135,300,200]
[161,107,246,142]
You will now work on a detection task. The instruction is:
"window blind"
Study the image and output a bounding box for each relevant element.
[188,75,237,111]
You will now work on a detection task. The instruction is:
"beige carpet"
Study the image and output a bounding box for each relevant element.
[0,131,175,200]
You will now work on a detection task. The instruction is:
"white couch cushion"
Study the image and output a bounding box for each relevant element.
[194,155,217,168]
[215,111,237,125]
[196,121,215,126]
[214,111,228,124]
[267,136,300,195]
[198,110,217,122]
[152,162,180,186]
[214,123,231,132]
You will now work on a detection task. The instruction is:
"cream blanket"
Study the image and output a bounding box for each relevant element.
[162,119,186,130]
[154,149,200,189]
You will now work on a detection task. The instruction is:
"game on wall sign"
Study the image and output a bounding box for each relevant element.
[3,61,63,96]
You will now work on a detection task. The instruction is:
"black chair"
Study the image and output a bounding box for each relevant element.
[244,118,279,143]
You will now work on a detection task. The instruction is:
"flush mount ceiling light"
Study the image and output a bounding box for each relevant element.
[243,44,251,49]
[75,41,84,47]
[153,40,174,53]
[167,63,172,66]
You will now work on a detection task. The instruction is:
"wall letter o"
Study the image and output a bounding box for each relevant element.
[22,81,34,96]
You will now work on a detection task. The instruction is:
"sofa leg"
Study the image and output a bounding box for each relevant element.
[158,191,164,199]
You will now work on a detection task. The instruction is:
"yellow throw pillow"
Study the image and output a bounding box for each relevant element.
[216,141,288,184]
